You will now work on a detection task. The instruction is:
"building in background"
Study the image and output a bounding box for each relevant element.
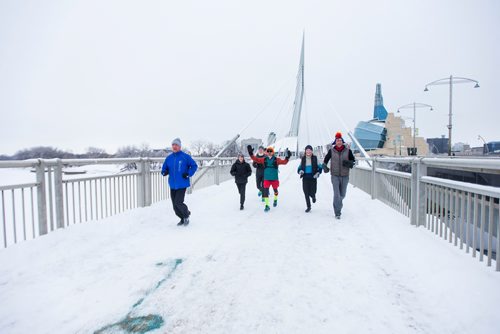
[352,83,429,156]
[241,137,263,155]
[427,136,449,155]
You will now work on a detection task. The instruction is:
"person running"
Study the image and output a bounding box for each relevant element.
[161,138,198,226]
[323,132,355,219]
[252,145,266,201]
[247,145,291,212]
[297,145,322,213]
[230,153,252,210]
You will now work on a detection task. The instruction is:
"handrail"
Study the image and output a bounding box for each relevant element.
[421,176,500,198]
[0,156,238,168]
[0,182,39,191]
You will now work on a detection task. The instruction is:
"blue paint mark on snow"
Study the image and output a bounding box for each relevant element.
[94,258,183,334]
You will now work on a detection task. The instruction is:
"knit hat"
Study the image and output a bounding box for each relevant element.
[333,132,345,144]
[304,145,313,151]
[266,146,275,154]
[171,138,182,146]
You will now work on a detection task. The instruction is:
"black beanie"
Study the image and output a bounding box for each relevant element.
[305,145,313,151]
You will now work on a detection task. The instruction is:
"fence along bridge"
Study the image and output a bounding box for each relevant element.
[1,154,500,272]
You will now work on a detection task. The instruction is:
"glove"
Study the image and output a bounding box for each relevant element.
[247,145,254,156]
[182,172,189,179]
[313,172,320,179]
[298,170,304,176]
[342,160,355,169]
[323,164,330,173]
[161,170,168,176]
[285,148,291,160]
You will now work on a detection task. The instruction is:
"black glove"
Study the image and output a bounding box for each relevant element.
[182,172,189,179]
[285,148,291,160]
[247,145,254,156]
[323,164,330,173]
[342,160,355,169]
[161,170,168,176]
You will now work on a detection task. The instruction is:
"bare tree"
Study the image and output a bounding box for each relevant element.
[85,147,109,158]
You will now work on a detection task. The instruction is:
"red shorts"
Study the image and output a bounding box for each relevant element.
[263,180,279,189]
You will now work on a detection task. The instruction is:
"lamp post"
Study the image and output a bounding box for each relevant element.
[478,135,489,155]
[424,75,480,156]
[397,102,434,156]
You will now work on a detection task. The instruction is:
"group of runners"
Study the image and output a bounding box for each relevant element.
[161,132,355,226]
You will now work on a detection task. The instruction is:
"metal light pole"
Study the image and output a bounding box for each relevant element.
[424,75,479,156]
[478,135,489,155]
[397,102,434,156]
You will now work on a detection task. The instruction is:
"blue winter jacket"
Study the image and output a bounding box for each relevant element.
[161,151,198,190]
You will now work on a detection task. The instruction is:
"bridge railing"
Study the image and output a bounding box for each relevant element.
[0,157,236,248]
[350,157,500,271]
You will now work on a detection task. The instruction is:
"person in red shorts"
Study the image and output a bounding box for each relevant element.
[247,145,291,212]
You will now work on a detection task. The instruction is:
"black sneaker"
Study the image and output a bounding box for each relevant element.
[177,220,184,226]
[183,217,190,226]
[240,204,244,210]
[305,207,311,213]
[312,196,316,203]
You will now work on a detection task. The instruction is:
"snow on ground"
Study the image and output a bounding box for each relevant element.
[0,163,499,334]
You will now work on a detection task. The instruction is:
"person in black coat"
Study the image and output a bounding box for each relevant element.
[297,145,322,212]
[230,153,253,210]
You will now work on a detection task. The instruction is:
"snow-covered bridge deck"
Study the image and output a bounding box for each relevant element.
[1,163,499,333]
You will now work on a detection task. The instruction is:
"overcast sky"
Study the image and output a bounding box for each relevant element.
[0,0,498,155]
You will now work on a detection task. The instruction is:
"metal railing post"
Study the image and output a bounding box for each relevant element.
[137,160,146,207]
[417,159,428,227]
[143,159,152,206]
[36,160,48,235]
[371,158,376,199]
[410,159,419,226]
[54,159,65,229]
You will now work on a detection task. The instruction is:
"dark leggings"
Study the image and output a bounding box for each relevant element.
[302,178,317,208]
[236,183,247,205]
[256,173,264,192]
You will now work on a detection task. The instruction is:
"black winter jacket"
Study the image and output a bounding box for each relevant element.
[252,153,265,177]
[230,160,252,184]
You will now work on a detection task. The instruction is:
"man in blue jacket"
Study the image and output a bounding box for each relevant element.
[161,138,198,226]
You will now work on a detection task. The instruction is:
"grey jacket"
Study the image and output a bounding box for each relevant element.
[323,146,355,177]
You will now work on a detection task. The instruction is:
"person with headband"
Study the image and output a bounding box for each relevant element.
[247,145,291,212]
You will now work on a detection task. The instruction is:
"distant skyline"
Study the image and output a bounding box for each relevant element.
[1,0,499,155]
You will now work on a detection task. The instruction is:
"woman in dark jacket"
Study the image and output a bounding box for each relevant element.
[297,145,322,212]
[230,153,252,210]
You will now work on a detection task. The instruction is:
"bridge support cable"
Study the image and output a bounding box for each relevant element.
[269,84,295,141]
[316,88,372,166]
[238,76,295,136]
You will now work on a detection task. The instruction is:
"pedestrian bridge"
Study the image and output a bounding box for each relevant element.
[0,157,499,333]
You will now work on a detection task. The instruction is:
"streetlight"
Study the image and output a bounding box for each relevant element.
[397,102,434,156]
[478,135,489,155]
[424,75,480,156]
